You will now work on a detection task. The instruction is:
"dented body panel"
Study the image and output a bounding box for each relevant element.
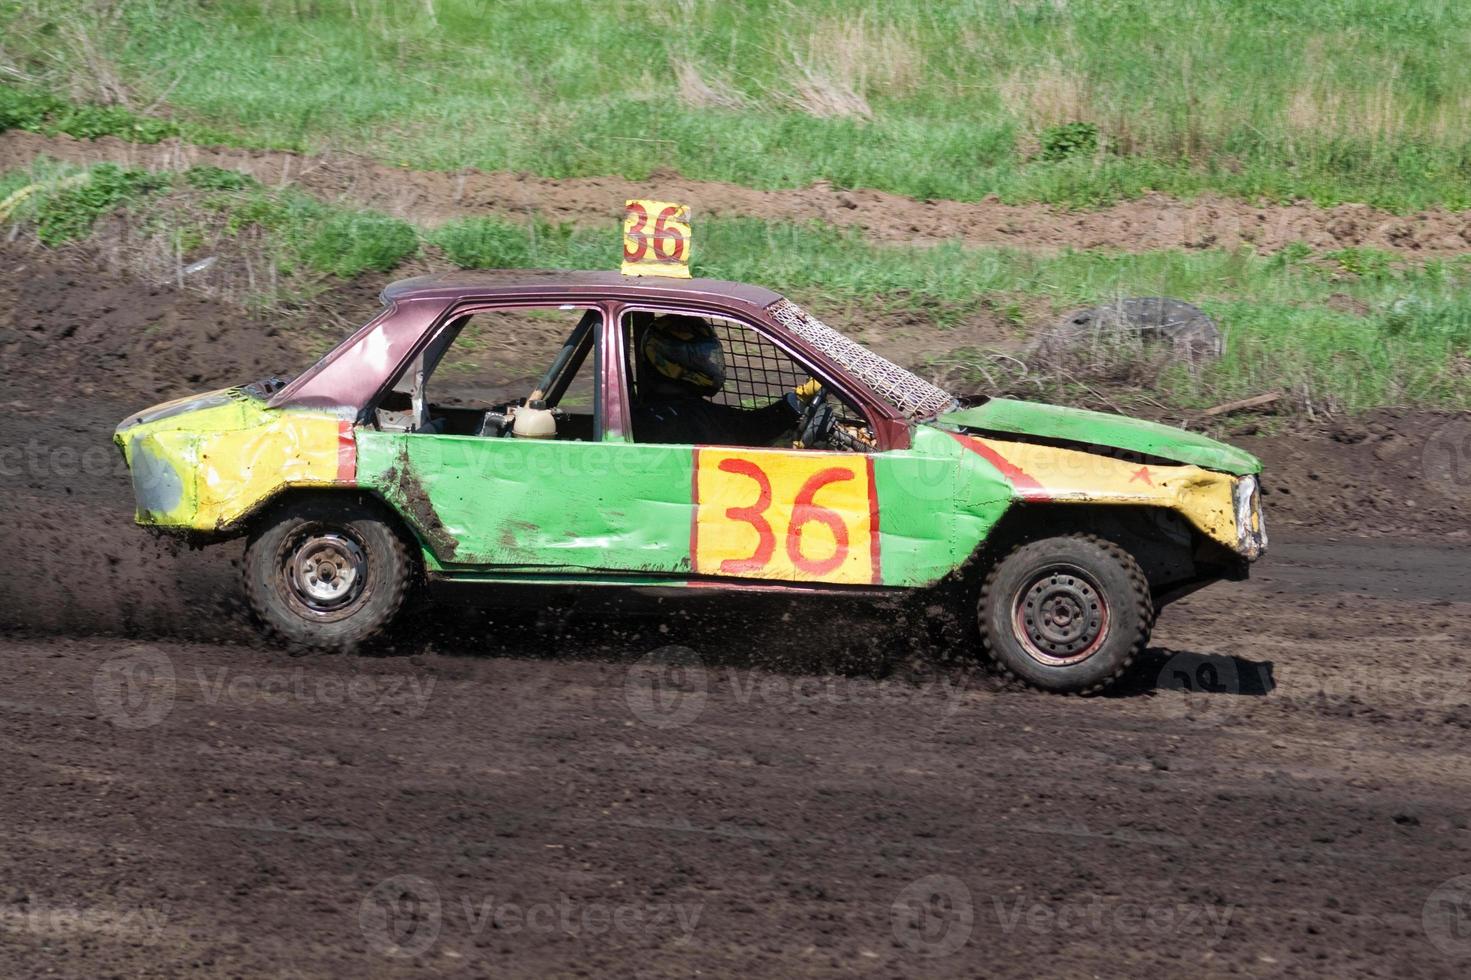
[356,431,692,573]
[115,390,355,530]
[940,398,1261,476]
[953,434,1241,552]
[115,271,1267,596]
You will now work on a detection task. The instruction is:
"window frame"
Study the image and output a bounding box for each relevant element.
[366,300,611,441]
[607,302,884,451]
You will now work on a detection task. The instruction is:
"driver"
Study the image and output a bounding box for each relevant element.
[631,315,806,447]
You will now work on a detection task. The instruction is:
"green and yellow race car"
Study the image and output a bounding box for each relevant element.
[115,270,1265,693]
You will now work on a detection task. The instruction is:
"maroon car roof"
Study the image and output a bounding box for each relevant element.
[273,267,944,448]
[381,270,783,308]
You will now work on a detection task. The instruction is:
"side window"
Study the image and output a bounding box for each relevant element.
[621,309,875,451]
[375,305,601,442]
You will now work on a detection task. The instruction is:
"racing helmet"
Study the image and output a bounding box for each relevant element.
[641,315,726,396]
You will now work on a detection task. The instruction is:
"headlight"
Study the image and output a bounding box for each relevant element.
[1233,475,1267,560]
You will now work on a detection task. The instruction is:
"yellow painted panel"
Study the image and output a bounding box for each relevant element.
[693,448,878,584]
[193,414,348,527]
[969,437,1239,550]
[124,405,352,530]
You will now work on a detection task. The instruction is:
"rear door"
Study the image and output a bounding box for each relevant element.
[356,303,691,575]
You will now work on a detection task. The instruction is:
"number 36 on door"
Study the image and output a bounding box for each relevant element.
[692,448,880,585]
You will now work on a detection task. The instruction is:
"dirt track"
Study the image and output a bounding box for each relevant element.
[5,545,1471,978]
[7,129,1471,255]
[4,243,1471,976]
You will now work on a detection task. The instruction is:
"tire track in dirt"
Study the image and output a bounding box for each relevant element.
[6,130,1471,255]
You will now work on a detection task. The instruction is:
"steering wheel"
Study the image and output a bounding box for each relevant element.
[794,384,838,449]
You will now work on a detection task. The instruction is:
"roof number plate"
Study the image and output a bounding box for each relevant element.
[622,199,692,279]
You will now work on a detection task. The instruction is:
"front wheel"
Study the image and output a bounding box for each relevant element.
[244,497,411,651]
[978,534,1152,694]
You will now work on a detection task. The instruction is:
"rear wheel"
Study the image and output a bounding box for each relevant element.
[244,497,411,651]
[978,534,1152,694]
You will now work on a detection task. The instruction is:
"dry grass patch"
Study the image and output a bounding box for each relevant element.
[1287,75,1409,144]
[998,59,1096,130]
[5,0,134,107]
[1282,43,1471,145]
[672,57,749,111]
[1287,76,1471,145]
[783,14,921,120]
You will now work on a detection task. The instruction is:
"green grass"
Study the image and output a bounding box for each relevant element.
[300,211,420,276]
[430,218,542,269]
[2,160,1467,412]
[0,86,183,143]
[0,161,169,244]
[6,0,1471,210]
[1,159,418,278]
[1185,299,1470,411]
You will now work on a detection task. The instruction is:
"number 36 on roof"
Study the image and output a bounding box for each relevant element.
[622,199,692,279]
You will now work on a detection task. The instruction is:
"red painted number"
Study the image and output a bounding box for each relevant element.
[651,206,686,261]
[786,467,853,576]
[710,458,857,578]
[623,201,649,262]
[625,204,685,263]
[717,457,775,574]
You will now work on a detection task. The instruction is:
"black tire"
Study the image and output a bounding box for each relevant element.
[244,497,411,652]
[978,534,1152,694]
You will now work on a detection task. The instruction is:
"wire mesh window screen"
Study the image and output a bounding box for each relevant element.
[767,298,957,420]
[622,309,872,427]
[705,317,808,409]
[623,311,810,407]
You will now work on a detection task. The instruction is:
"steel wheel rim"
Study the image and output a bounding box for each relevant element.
[282,528,368,619]
[1011,563,1110,666]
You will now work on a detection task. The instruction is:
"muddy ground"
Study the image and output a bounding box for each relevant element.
[7,130,1471,255]
[3,243,1471,977]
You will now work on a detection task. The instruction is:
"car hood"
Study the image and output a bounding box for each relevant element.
[115,387,239,434]
[933,398,1261,476]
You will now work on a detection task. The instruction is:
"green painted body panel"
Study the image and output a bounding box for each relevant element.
[936,399,1262,475]
[357,425,1025,590]
[354,400,1257,591]
[357,432,694,573]
[870,426,1013,585]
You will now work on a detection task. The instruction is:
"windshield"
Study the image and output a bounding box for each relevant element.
[766,299,958,421]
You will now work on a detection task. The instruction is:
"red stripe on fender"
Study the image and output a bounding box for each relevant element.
[865,455,882,585]
[947,432,1051,502]
[336,420,357,483]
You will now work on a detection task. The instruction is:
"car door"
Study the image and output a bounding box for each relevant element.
[590,304,888,587]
